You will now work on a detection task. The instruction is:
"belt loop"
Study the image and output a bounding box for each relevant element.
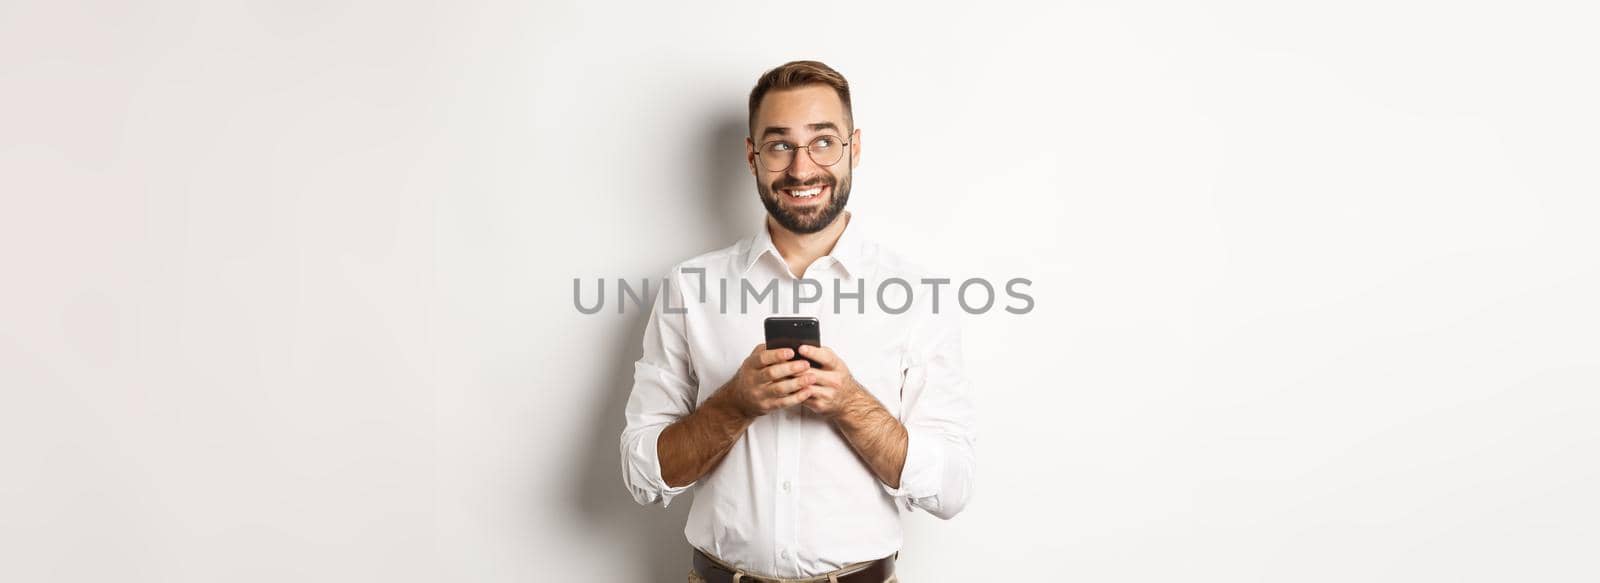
[731,574,742,583]
[827,575,839,583]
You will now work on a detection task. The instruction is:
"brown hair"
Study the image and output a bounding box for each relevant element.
[747,60,853,137]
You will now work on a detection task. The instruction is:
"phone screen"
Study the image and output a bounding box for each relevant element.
[764,316,821,367]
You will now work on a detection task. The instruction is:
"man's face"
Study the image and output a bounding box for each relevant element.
[747,85,861,235]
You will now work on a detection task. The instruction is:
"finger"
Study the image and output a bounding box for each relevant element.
[806,370,840,389]
[775,386,814,409]
[798,344,840,369]
[762,359,810,381]
[756,347,795,367]
[806,382,834,398]
[766,373,815,397]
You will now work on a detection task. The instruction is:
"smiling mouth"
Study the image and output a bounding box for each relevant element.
[781,184,829,202]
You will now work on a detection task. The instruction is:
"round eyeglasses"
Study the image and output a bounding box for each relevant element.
[755,135,851,172]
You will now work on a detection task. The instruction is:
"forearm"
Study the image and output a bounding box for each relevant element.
[657,390,753,488]
[832,389,908,489]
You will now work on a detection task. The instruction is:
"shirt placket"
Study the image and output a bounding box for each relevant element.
[774,261,831,576]
[762,266,787,575]
[773,386,802,574]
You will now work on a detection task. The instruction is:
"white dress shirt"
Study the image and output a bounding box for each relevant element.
[619,212,978,579]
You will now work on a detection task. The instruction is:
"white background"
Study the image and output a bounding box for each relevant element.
[3,1,1597,581]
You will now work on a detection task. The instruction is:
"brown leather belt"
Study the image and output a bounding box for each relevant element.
[692,548,896,583]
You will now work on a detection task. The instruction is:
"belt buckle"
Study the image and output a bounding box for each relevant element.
[733,575,818,583]
[729,572,785,583]
[730,576,787,583]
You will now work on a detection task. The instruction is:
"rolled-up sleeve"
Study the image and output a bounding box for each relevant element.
[880,310,977,520]
[619,266,698,507]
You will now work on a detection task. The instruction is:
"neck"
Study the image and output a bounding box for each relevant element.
[768,211,851,278]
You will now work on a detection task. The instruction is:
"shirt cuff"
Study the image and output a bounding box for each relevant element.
[628,423,694,507]
[880,427,944,508]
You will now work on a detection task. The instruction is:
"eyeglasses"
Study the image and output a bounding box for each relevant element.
[754,134,852,172]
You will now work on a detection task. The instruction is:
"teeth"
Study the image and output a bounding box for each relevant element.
[788,187,823,198]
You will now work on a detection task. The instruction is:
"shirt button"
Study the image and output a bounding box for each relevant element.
[780,549,790,560]
[782,480,792,492]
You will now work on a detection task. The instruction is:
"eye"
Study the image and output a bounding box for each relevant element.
[813,137,836,149]
[767,142,794,152]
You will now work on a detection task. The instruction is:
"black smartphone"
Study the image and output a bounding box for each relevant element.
[764,316,821,367]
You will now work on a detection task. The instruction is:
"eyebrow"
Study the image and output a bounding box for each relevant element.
[759,122,842,140]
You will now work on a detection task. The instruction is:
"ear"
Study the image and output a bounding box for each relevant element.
[849,128,862,170]
[745,136,758,176]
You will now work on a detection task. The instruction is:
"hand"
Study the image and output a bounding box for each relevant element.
[712,343,816,420]
[796,344,869,419]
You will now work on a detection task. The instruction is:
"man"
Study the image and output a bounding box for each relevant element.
[620,60,977,583]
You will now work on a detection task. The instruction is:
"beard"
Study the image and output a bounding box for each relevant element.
[757,169,852,235]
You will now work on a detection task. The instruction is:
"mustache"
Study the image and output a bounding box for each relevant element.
[771,175,835,191]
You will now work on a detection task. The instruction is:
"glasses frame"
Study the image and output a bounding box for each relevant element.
[753,132,854,173]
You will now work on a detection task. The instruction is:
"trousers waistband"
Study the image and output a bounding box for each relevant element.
[691,548,897,583]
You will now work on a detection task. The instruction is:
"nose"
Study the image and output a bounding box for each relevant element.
[786,146,822,180]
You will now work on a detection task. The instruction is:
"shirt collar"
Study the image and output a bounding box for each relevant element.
[741,211,873,279]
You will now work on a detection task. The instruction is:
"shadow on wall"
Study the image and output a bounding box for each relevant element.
[702,109,762,244]
[562,107,753,580]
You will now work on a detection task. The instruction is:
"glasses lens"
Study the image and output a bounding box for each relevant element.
[761,142,795,171]
[807,136,844,166]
